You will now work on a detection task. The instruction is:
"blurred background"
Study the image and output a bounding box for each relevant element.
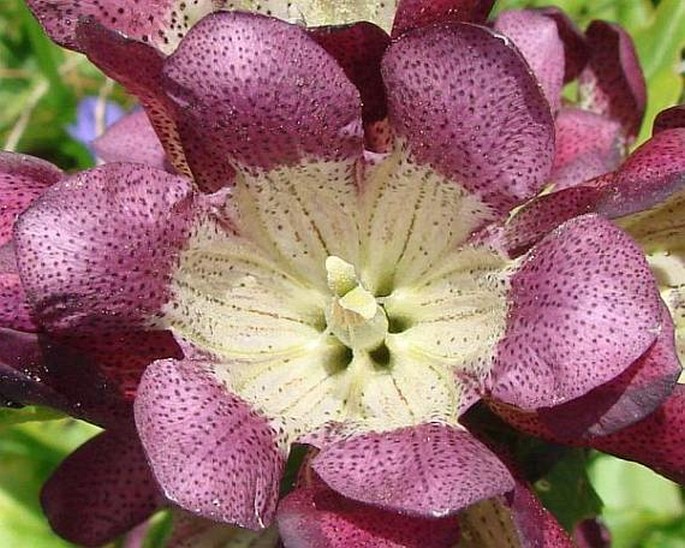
[0,0,683,546]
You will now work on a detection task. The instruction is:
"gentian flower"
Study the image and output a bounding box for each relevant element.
[66,96,126,155]
[493,8,647,190]
[5,1,685,546]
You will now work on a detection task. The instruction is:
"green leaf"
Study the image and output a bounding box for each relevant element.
[0,406,66,427]
[534,448,603,531]
[589,454,685,548]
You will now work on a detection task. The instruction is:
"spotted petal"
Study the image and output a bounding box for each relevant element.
[14,163,196,333]
[537,6,588,83]
[41,428,161,547]
[312,422,515,517]
[392,0,495,38]
[382,22,554,218]
[491,214,662,409]
[494,9,565,113]
[135,358,285,528]
[162,11,362,189]
[654,104,685,134]
[578,21,647,143]
[277,472,460,547]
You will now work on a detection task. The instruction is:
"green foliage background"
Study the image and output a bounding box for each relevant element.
[0,0,683,546]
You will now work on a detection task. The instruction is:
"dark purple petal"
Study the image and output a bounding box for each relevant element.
[308,22,389,146]
[41,428,161,547]
[312,423,514,517]
[494,9,565,113]
[537,6,589,82]
[163,12,362,180]
[551,108,622,190]
[135,358,285,528]
[490,214,662,409]
[77,19,193,181]
[597,128,685,218]
[278,472,460,548]
[14,163,196,333]
[499,182,607,258]
[382,22,554,217]
[578,21,647,143]
[0,248,36,332]
[590,384,685,485]
[391,0,495,38]
[0,330,69,410]
[654,104,685,134]
[573,518,611,548]
[93,110,169,171]
[0,152,62,246]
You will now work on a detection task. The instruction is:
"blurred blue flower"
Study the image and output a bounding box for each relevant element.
[67,96,125,153]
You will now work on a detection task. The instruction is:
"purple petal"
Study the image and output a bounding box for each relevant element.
[589,384,685,485]
[278,472,460,548]
[163,12,362,181]
[0,152,62,246]
[578,21,647,143]
[597,128,685,218]
[382,22,554,217]
[14,163,195,333]
[654,104,685,134]
[77,19,193,181]
[308,22,389,145]
[41,428,161,547]
[27,0,218,53]
[1,248,36,332]
[494,9,565,113]
[488,182,606,258]
[134,358,285,528]
[537,6,589,82]
[391,0,495,38]
[535,303,680,438]
[312,423,514,517]
[490,214,662,409]
[93,110,169,170]
[551,108,622,190]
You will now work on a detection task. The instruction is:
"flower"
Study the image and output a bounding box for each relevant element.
[7,1,685,546]
[66,96,125,154]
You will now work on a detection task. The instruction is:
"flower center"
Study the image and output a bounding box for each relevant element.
[324,256,388,352]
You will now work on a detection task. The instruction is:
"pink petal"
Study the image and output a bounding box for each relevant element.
[490,214,662,409]
[93,110,169,171]
[308,22,389,148]
[41,428,161,547]
[494,9,565,113]
[391,0,495,38]
[312,423,514,517]
[134,358,285,528]
[551,108,622,190]
[488,304,681,441]
[77,19,193,181]
[27,0,215,52]
[14,163,196,333]
[0,245,36,332]
[578,21,647,143]
[597,128,685,218]
[278,472,460,548]
[537,6,589,82]
[382,22,554,217]
[654,104,685,134]
[589,384,685,485]
[0,152,62,246]
[163,12,363,178]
